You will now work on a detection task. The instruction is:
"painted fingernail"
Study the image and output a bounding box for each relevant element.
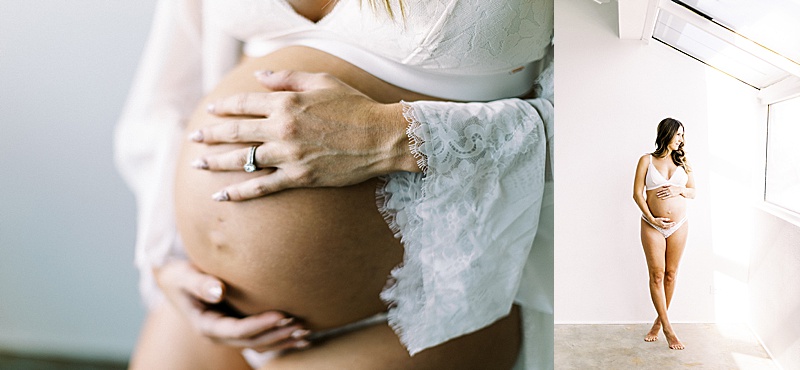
[291,329,311,339]
[277,317,294,327]
[212,190,230,202]
[254,70,273,78]
[206,104,215,113]
[191,158,209,169]
[189,130,204,142]
[294,340,311,349]
[206,284,223,301]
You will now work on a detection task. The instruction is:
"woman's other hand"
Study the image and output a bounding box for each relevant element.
[650,217,675,229]
[656,185,683,199]
[189,70,419,202]
[154,260,311,352]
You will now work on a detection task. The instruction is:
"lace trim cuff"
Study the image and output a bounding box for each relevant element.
[400,100,428,173]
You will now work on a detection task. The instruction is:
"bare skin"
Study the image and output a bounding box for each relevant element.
[132,303,521,370]
[640,217,688,349]
[133,47,521,370]
[632,126,695,350]
[132,0,524,367]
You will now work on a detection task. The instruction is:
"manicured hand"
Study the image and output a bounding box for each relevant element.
[651,217,675,229]
[189,70,417,202]
[656,185,682,199]
[155,260,311,351]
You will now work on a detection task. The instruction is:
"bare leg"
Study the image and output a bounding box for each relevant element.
[661,222,688,349]
[129,303,252,370]
[644,222,689,342]
[261,306,522,370]
[645,272,678,340]
[641,219,669,344]
[645,229,681,341]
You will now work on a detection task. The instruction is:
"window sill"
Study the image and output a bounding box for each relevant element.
[758,201,800,228]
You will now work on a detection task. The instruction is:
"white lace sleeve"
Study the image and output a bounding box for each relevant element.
[113,0,225,309]
[377,96,549,356]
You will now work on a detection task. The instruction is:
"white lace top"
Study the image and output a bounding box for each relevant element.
[114,0,553,369]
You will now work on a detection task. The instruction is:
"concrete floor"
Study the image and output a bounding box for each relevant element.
[555,323,779,370]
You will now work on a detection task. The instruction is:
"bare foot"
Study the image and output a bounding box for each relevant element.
[664,329,684,350]
[644,319,660,342]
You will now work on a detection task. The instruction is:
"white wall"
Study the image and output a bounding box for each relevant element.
[749,209,800,370]
[0,0,156,361]
[555,0,764,324]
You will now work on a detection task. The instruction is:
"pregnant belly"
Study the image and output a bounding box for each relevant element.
[646,190,687,220]
[174,47,436,330]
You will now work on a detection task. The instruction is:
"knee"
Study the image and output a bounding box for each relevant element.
[649,270,665,285]
[664,270,677,283]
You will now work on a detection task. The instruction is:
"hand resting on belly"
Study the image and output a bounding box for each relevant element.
[174,46,437,331]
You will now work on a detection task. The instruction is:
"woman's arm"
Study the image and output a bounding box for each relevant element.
[633,155,675,228]
[114,0,205,309]
[633,155,655,221]
[682,170,697,198]
[115,0,305,350]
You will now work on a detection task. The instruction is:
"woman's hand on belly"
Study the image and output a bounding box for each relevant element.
[155,260,311,351]
[189,70,421,202]
[655,185,684,200]
[649,216,676,229]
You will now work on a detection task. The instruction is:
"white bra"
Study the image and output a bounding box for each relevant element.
[203,0,553,101]
[645,155,688,190]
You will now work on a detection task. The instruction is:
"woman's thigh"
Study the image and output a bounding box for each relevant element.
[261,306,522,370]
[641,219,667,272]
[665,221,688,271]
[129,303,252,370]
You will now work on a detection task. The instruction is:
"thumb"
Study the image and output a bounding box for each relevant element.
[178,263,225,304]
[199,277,225,304]
[254,70,337,92]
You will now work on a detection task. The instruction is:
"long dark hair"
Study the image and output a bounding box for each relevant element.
[652,118,690,172]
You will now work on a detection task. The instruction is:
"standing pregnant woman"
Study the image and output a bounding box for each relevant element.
[632,118,696,350]
[115,0,554,369]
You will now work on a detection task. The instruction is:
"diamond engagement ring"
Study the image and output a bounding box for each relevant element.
[244,144,260,173]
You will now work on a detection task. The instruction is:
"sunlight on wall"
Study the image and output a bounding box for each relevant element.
[704,66,765,324]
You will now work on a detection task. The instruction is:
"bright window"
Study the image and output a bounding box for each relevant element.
[766,96,800,214]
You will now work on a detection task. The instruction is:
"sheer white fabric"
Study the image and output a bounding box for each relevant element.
[114,0,554,368]
[377,94,552,370]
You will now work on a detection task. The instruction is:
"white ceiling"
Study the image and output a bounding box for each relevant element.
[615,0,800,103]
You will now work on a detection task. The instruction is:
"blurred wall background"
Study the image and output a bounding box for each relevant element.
[0,0,157,361]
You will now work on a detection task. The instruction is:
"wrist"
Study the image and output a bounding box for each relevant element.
[375,102,423,174]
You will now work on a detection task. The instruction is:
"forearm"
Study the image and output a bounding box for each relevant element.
[680,187,696,199]
[633,193,655,221]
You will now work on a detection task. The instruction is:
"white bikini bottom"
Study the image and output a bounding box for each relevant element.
[642,216,687,239]
[241,311,389,368]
